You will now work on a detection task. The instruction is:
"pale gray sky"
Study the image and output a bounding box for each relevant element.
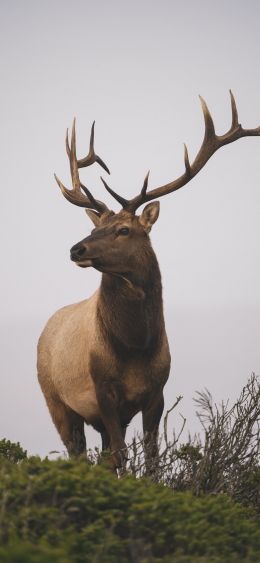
[1,0,259,456]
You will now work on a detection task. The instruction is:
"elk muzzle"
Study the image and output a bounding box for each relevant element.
[70,241,93,267]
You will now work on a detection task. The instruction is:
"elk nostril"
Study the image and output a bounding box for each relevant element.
[77,247,86,257]
[70,245,86,261]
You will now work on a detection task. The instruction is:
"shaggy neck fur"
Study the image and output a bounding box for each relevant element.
[97,243,164,354]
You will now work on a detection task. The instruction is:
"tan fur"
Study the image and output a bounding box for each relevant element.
[37,207,171,464]
[38,292,99,422]
[38,288,170,429]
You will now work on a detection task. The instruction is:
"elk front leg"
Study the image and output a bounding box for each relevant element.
[142,393,164,473]
[101,426,127,452]
[97,380,127,468]
[91,355,127,468]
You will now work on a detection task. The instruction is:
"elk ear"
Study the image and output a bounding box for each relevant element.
[85,209,101,227]
[139,201,160,232]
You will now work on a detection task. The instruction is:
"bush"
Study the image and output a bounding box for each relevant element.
[0,375,259,561]
[0,456,260,562]
[0,439,27,463]
[128,374,260,509]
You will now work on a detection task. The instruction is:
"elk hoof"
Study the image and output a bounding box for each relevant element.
[112,446,128,469]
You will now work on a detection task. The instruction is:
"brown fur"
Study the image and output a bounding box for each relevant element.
[38,203,170,468]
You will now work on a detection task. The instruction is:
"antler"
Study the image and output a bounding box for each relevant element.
[66,120,110,174]
[102,91,260,213]
[54,120,110,214]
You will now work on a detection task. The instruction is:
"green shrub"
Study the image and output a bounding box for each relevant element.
[1,376,259,561]
[0,541,69,563]
[0,439,27,463]
[0,456,260,562]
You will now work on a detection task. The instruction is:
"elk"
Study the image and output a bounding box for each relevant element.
[37,92,260,469]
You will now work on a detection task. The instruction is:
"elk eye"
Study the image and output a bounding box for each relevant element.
[118,227,129,236]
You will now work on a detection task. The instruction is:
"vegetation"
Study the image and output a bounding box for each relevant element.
[0,375,259,562]
[129,374,260,512]
[0,439,27,464]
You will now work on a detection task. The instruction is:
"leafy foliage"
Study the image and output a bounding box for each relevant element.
[0,457,260,562]
[0,439,27,463]
[0,375,259,562]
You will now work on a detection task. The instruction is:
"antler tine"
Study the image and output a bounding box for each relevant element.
[66,120,110,175]
[66,128,70,158]
[216,90,260,141]
[124,91,260,213]
[230,89,239,128]
[184,144,191,177]
[70,118,81,191]
[130,171,150,210]
[141,170,150,197]
[199,95,216,141]
[55,119,109,213]
[80,182,106,212]
[89,120,95,154]
[99,170,151,211]
[100,177,129,208]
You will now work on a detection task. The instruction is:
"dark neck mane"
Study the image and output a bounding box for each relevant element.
[97,247,164,355]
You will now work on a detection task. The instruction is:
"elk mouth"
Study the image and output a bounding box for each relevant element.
[70,250,97,268]
[75,259,94,268]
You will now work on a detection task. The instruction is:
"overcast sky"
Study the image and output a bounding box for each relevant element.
[1,0,259,456]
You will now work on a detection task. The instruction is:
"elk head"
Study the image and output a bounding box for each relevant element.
[55,92,260,279]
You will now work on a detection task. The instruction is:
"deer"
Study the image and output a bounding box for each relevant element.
[37,92,260,470]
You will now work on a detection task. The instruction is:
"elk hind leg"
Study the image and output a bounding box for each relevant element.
[46,393,86,457]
